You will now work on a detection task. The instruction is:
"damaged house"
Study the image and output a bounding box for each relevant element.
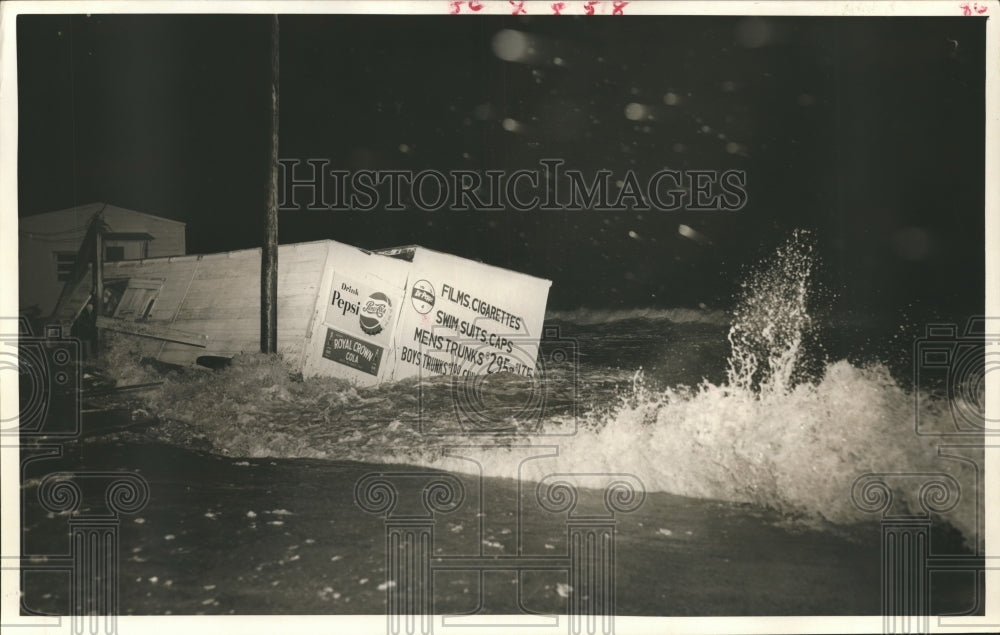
[45,210,551,386]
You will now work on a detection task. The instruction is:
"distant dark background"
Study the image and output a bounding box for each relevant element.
[17,14,985,321]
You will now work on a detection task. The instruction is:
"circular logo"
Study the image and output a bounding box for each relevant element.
[360,292,393,335]
[410,279,436,314]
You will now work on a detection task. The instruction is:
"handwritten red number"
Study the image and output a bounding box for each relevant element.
[612,1,628,15]
[584,1,599,15]
[976,3,988,13]
[468,0,483,11]
[552,2,566,14]
[450,1,462,14]
[510,0,527,14]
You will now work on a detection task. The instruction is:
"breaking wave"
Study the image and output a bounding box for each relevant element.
[545,306,729,326]
[109,231,982,548]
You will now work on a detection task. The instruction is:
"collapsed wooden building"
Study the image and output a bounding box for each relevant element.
[54,237,552,386]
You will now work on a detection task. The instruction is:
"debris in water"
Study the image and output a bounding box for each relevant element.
[377,581,396,591]
[556,583,573,598]
[658,528,673,536]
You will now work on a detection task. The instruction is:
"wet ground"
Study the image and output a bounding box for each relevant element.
[19,415,981,617]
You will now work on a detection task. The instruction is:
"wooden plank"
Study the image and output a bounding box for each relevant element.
[96,316,207,347]
[50,270,94,327]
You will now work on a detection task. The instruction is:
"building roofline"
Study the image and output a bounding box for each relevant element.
[19,202,187,227]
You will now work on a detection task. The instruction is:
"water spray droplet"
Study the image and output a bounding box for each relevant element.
[492,29,532,62]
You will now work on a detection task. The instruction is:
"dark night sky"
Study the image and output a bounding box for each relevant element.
[17,14,986,318]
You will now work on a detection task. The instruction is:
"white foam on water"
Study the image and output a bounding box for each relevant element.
[117,231,982,548]
[415,231,981,546]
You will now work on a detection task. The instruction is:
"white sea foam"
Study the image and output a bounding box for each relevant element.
[118,231,982,547]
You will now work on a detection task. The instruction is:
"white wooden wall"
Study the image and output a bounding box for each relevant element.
[103,241,330,366]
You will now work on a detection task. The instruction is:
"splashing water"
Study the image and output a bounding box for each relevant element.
[109,231,981,548]
[726,230,814,395]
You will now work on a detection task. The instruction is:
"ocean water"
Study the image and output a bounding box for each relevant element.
[105,232,984,550]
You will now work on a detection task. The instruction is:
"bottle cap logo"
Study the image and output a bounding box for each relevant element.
[410,279,435,314]
[360,292,393,335]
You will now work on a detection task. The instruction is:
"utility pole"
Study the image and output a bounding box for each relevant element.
[261,14,279,354]
[94,222,104,352]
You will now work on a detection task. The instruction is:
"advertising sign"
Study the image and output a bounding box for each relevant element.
[389,247,552,382]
